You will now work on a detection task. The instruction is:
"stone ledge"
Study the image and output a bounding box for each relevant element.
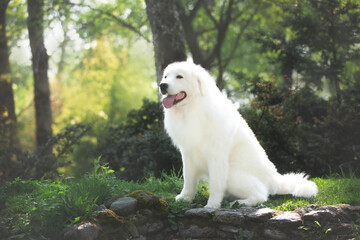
[63,191,360,240]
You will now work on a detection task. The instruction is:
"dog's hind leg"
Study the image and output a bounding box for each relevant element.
[227,171,269,207]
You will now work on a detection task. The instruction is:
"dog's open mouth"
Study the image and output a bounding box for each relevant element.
[162,91,187,109]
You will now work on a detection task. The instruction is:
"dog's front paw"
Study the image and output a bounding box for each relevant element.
[175,194,193,202]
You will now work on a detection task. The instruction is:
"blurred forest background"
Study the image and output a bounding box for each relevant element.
[0,0,359,182]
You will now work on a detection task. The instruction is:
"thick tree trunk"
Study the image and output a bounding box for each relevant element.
[0,0,19,181]
[0,0,16,123]
[27,0,53,148]
[145,0,187,90]
[0,0,16,125]
[145,0,187,130]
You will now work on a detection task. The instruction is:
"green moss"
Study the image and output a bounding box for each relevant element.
[95,209,128,224]
[127,190,169,213]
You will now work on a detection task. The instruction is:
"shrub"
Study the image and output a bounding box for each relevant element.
[0,160,114,239]
[241,78,360,177]
[0,123,91,181]
[0,178,66,239]
[98,99,182,181]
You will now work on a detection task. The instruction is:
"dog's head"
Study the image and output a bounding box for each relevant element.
[159,61,214,109]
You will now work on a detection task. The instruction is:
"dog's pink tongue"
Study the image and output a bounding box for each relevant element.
[162,95,176,109]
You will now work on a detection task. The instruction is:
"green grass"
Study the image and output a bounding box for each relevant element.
[1,162,360,239]
[262,175,360,211]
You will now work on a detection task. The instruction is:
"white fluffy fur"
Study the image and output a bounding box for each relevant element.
[160,61,318,208]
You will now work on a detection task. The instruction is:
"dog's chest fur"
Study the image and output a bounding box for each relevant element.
[164,97,236,152]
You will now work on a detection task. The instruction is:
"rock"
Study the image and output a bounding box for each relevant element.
[343,205,360,221]
[65,190,360,240]
[63,222,100,240]
[263,228,288,240]
[95,210,140,239]
[295,204,319,215]
[185,208,216,218]
[110,197,137,216]
[217,224,240,233]
[318,205,342,213]
[303,209,337,223]
[343,205,360,214]
[325,223,355,239]
[213,210,246,225]
[128,210,151,226]
[127,190,168,214]
[137,219,164,235]
[179,223,219,238]
[104,195,122,208]
[237,206,257,215]
[248,208,275,222]
[92,204,107,212]
[269,212,302,227]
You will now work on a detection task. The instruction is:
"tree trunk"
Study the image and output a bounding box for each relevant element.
[27,0,53,148]
[0,0,16,124]
[0,0,20,181]
[145,0,187,129]
[145,0,187,91]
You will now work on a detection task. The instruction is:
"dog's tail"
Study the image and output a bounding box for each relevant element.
[275,173,318,198]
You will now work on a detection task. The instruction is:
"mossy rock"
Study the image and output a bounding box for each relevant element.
[95,209,129,225]
[127,190,168,214]
[94,210,138,240]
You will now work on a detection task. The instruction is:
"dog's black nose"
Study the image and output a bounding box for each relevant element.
[159,83,168,94]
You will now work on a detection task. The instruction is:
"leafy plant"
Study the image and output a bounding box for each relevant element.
[0,158,115,239]
[98,99,182,181]
[61,158,114,222]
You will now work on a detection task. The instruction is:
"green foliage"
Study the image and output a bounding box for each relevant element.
[11,63,34,151]
[6,0,28,48]
[74,0,149,41]
[241,77,360,176]
[60,158,113,223]
[14,123,91,179]
[56,38,155,129]
[0,178,66,239]
[98,99,182,181]
[256,0,360,93]
[234,0,360,177]
[0,159,114,239]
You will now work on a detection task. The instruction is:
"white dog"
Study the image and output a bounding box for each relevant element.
[159,61,317,208]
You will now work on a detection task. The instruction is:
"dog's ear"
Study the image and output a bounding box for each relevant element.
[197,76,204,96]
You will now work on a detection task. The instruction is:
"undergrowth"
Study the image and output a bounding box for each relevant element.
[1,159,360,239]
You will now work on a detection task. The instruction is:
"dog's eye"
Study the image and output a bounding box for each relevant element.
[176,75,183,79]
[164,75,167,79]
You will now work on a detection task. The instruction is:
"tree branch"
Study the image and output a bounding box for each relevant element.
[203,2,219,27]
[195,27,217,36]
[223,5,260,70]
[176,1,205,65]
[204,0,234,68]
[189,0,203,20]
[67,1,150,42]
